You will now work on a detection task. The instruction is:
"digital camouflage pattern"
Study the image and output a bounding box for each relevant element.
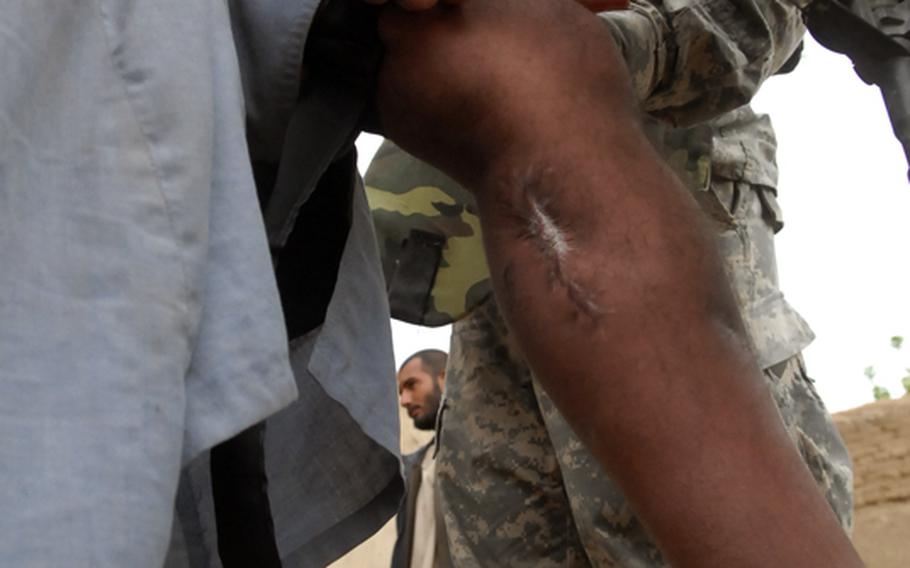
[433,298,591,568]
[710,176,815,369]
[600,0,805,127]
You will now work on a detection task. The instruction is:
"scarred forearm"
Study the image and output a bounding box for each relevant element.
[473,115,861,567]
[375,0,862,564]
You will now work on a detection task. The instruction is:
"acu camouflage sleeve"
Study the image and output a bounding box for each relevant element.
[599,0,805,126]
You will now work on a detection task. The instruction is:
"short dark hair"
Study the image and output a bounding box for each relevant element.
[400,349,448,378]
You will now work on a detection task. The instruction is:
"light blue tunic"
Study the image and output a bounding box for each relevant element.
[0,1,399,565]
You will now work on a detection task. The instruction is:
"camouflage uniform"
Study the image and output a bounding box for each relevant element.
[365,1,854,565]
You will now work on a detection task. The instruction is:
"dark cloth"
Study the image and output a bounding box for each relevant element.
[165,155,403,567]
[167,329,403,568]
[392,445,432,568]
[392,442,452,568]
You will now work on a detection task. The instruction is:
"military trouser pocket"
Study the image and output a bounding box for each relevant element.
[702,180,783,232]
[763,355,854,530]
[765,355,825,417]
[766,359,791,383]
[767,355,816,385]
[693,180,738,229]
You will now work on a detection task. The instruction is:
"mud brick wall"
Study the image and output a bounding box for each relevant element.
[834,397,910,568]
[335,399,910,568]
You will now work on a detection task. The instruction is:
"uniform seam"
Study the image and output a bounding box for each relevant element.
[94,0,194,328]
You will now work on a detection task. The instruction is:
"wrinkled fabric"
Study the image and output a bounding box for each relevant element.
[1,1,401,566]
[601,0,805,126]
[601,0,805,195]
[0,2,303,565]
[166,185,403,567]
[709,177,814,368]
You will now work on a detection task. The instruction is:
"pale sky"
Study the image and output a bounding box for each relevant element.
[355,37,910,414]
[753,37,910,411]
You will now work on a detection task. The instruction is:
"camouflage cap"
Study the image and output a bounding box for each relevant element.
[365,140,492,326]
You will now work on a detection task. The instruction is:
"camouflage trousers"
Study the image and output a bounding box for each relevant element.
[436,296,854,567]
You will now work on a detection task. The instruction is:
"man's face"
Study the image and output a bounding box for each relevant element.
[397,358,443,431]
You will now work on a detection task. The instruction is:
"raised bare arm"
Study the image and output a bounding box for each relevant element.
[374,0,864,565]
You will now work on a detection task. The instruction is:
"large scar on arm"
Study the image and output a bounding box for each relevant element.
[519,175,603,321]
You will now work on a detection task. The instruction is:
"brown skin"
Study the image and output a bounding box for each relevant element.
[364,0,464,11]
[397,358,446,431]
[374,0,864,566]
[364,0,626,12]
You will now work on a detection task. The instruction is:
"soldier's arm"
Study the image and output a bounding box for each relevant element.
[375,1,862,566]
[599,0,805,125]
